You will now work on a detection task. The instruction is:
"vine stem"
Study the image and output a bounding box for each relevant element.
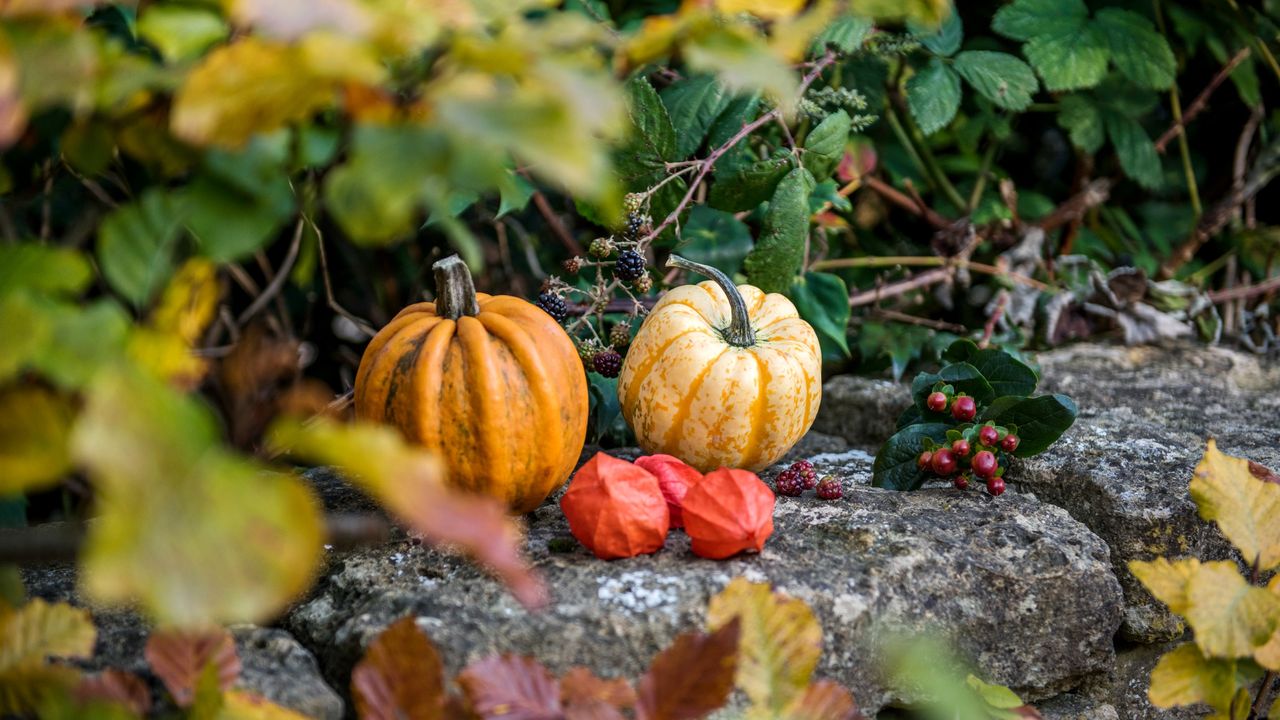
[1153,47,1250,154]
[809,255,1051,291]
[666,255,755,346]
[640,50,838,244]
[1249,671,1276,720]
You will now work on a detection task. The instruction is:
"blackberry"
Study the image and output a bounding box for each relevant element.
[589,237,614,259]
[789,459,818,489]
[625,213,645,239]
[609,322,631,348]
[535,291,569,323]
[774,469,804,497]
[815,476,842,500]
[592,348,623,378]
[615,249,647,282]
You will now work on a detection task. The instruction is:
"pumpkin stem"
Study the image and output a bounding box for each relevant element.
[433,255,480,320]
[666,255,756,347]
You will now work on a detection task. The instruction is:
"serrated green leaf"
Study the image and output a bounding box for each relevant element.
[992,0,1087,41]
[909,10,963,56]
[661,75,731,159]
[1093,8,1177,90]
[618,75,677,180]
[1024,24,1109,91]
[1106,114,1161,189]
[981,394,1077,457]
[906,57,960,135]
[707,92,762,150]
[708,152,795,212]
[0,245,91,298]
[811,15,873,55]
[872,423,951,490]
[788,272,850,359]
[1058,95,1105,153]
[801,110,851,181]
[676,205,754,277]
[97,188,184,307]
[953,51,1038,111]
[743,167,814,294]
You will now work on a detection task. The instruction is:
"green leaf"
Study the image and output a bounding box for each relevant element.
[965,349,1038,398]
[992,0,1087,42]
[97,188,184,307]
[1058,95,1105,153]
[906,57,961,135]
[941,338,977,363]
[137,4,226,62]
[909,10,963,57]
[184,141,295,262]
[872,423,951,490]
[938,362,996,404]
[952,51,1038,111]
[324,125,444,245]
[622,76,678,171]
[706,92,762,150]
[1093,8,1177,90]
[811,15,873,55]
[801,110,851,182]
[35,300,130,390]
[0,294,48,383]
[684,27,797,113]
[661,75,730,159]
[676,205,754,277]
[1106,114,1161,189]
[980,394,1077,457]
[788,272,851,359]
[497,172,535,218]
[965,675,1025,710]
[0,245,91,298]
[708,152,795,212]
[1024,24,1109,91]
[743,167,815,294]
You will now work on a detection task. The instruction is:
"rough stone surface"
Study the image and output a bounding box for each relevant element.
[231,626,345,720]
[813,375,912,448]
[1034,693,1120,720]
[1014,343,1280,642]
[288,439,1123,717]
[1077,641,1210,719]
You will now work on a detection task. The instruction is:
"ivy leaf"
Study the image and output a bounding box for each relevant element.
[964,348,1038,398]
[0,599,96,716]
[1024,24,1109,91]
[991,0,1087,41]
[872,423,951,490]
[801,110,851,182]
[778,680,859,720]
[909,10,962,57]
[0,385,75,495]
[661,75,730,159]
[675,205,754,278]
[743,167,815,294]
[708,152,795,212]
[0,245,91,297]
[97,188,184,307]
[634,620,739,720]
[1184,561,1280,659]
[788,272,851,359]
[457,655,561,720]
[1093,9,1177,90]
[1148,643,1240,714]
[145,629,241,708]
[906,57,960,136]
[1189,439,1280,571]
[352,616,445,720]
[706,579,822,717]
[810,15,873,55]
[978,394,1077,457]
[1057,95,1105,153]
[1105,113,1161,190]
[952,51,1038,111]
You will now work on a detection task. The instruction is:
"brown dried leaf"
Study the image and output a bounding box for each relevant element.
[144,628,241,707]
[456,655,561,720]
[560,667,634,710]
[351,616,445,720]
[564,700,627,720]
[635,619,740,720]
[1250,461,1280,486]
[76,669,153,716]
[778,680,862,720]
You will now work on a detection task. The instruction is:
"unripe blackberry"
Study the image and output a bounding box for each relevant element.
[633,275,654,293]
[815,476,843,500]
[615,249,647,282]
[589,237,614,259]
[562,256,585,274]
[623,193,645,215]
[926,391,948,412]
[591,348,623,378]
[609,322,631,348]
[535,291,569,323]
[774,469,804,497]
[577,339,603,363]
[951,396,977,421]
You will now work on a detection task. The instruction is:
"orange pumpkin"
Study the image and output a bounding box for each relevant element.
[617,255,821,472]
[354,256,588,513]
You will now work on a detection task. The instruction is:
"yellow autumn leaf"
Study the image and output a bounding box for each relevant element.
[1148,642,1239,713]
[1184,561,1280,660]
[149,259,221,347]
[1190,439,1280,572]
[216,690,315,719]
[683,23,799,113]
[715,0,806,20]
[851,0,948,25]
[72,368,323,627]
[1129,557,1201,616]
[769,0,840,61]
[706,578,822,717]
[0,384,75,495]
[0,599,96,715]
[1258,577,1280,670]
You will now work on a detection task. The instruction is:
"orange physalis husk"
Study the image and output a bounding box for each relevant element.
[682,468,775,560]
[561,452,671,560]
[634,454,702,529]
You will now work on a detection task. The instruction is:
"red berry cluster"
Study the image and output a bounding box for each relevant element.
[773,460,842,501]
[917,420,1019,497]
[926,389,977,421]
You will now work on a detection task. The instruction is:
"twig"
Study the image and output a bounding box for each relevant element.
[980,289,1009,348]
[868,308,967,333]
[1249,671,1276,720]
[1154,47,1250,153]
[311,214,377,338]
[566,296,658,316]
[237,219,304,326]
[810,255,1051,291]
[1038,179,1113,233]
[1207,274,1280,303]
[530,189,584,256]
[847,267,951,308]
[863,175,950,229]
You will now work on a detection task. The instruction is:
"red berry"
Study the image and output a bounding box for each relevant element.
[971,450,998,478]
[926,392,948,413]
[951,396,977,421]
[917,451,933,469]
[790,459,818,489]
[986,477,1006,496]
[951,439,970,457]
[815,476,843,500]
[774,469,804,497]
[931,449,957,476]
[953,475,970,491]
[1001,434,1020,453]
[979,426,1000,447]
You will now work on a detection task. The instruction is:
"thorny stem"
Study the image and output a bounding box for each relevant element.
[432,255,481,320]
[1153,47,1251,153]
[666,255,755,347]
[809,255,1052,292]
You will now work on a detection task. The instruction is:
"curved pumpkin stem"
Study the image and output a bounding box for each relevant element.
[433,255,480,320]
[666,255,756,347]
